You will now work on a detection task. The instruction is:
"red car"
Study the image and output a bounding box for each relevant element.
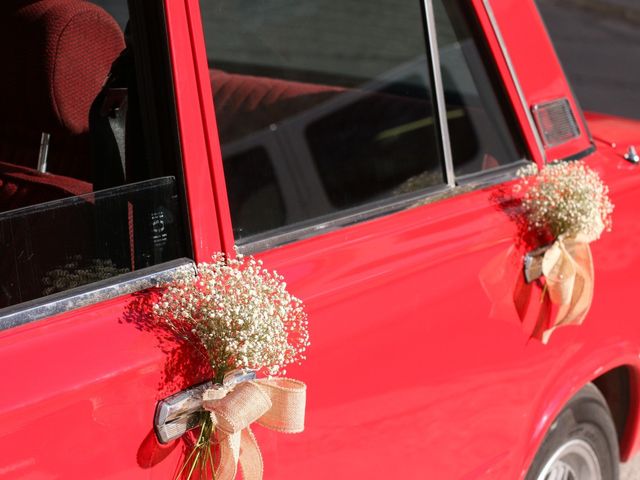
[1,0,639,478]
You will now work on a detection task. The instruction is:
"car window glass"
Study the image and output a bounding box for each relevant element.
[434,0,529,177]
[200,0,445,243]
[0,0,188,310]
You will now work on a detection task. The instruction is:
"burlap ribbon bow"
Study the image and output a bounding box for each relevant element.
[201,378,306,480]
[538,233,595,343]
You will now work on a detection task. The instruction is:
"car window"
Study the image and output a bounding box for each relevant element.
[200,0,446,243]
[0,0,188,311]
[201,0,530,247]
[434,0,528,178]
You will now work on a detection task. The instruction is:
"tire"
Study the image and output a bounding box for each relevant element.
[525,383,620,480]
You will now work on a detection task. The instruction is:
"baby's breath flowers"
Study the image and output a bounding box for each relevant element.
[153,251,310,382]
[515,161,614,343]
[519,161,613,241]
[153,252,310,479]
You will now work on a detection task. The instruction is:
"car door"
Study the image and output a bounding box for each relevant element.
[192,0,557,478]
[0,0,220,478]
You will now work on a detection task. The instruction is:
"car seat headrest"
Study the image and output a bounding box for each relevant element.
[0,0,125,136]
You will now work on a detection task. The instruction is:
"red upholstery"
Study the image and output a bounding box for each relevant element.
[211,70,344,113]
[0,158,95,308]
[0,0,125,181]
[0,161,91,213]
[211,70,344,142]
[209,70,434,146]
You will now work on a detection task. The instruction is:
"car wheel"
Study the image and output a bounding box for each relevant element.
[526,383,619,480]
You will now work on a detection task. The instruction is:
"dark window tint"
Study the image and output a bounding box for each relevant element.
[0,0,188,310]
[434,0,528,177]
[305,78,442,208]
[201,0,445,242]
[224,148,286,238]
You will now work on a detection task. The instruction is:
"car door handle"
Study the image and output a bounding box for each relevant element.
[524,244,551,283]
[154,380,213,444]
[154,370,257,444]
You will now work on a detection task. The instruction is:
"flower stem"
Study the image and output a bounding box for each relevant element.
[175,413,215,480]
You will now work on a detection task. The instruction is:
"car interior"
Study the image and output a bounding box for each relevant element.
[0,0,525,307]
[0,0,184,309]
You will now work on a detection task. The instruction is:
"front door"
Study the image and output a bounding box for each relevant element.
[194,0,549,477]
[0,0,215,477]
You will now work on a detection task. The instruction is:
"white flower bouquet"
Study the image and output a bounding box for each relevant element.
[517,161,613,342]
[520,161,613,242]
[153,252,310,479]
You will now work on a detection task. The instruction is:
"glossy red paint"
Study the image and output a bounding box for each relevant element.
[164,0,222,260]
[2,1,640,479]
[192,0,640,477]
[176,0,236,255]
[0,1,221,478]
[244,148,640,479]
[0,294,201,478]
[585,112,640,160]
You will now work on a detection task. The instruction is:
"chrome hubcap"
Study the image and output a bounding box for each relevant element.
[536,439,601,480]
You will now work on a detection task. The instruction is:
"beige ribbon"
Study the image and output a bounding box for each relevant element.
[539,234,595,343]
[201,378,306,480]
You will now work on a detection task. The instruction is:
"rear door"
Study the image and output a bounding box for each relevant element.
[0,0,218,477]
[193,0,556,478]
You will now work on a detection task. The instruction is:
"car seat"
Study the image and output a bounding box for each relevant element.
[0,0,125,307]
[0,0,125,183]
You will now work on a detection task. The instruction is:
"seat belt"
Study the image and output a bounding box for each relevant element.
[89,47,132,191]
[101,88,127,176]
[89,46,135,270]
[90,26,173,272]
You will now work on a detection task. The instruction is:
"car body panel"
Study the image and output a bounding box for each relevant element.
[164,0,223,259]
[0,2,220,478]
[0,295,182,478]
[585,112,640,160]
[240,146,640,478]
[2,0,640,479]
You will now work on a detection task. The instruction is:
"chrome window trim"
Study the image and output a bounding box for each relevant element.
[237,183,452,254]
[455,159,530,187]
[0,258,195,331]
[412,161,530,206]
[423,0,456,188]
[238,158,534,254]
[481,0,548,163]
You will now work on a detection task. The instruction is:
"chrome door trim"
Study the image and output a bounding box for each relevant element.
[423,0,456,187]
[0,258,195,331]
[455,159,530,187]
[238,183,451,254]
[481,0,548,163]
[238,159,534,255]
